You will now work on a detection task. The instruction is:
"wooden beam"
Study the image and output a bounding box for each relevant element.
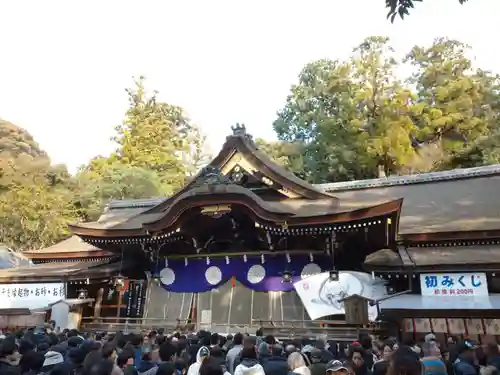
[398,246,415,267]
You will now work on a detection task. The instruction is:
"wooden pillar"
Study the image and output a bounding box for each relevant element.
[94,287,104,320]
[116,279,129,322]
[116,290,124,322]
[142,273,152,326]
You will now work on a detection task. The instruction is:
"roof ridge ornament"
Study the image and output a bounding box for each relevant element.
[231,123,247,136]
[192,166,233,187]
[230,123,254,143]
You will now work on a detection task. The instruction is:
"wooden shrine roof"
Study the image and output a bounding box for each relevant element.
[106,164,500,234]
[33,129,500,256]
[68,181,401,237]
[210,125,333,200]
[364,244,500,271]
[319,164,500,239]
[23,236,114,260]
[0,259,124,283]
[72,163,500,240]
[71,125,407,238]
[364,248,403,269]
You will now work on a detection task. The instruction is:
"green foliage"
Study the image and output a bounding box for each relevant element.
[0,119,51,190]
[0,77,210,251]
[255,138,306,177]
[75,163,167,221]
[0,183,76,251]
[111,76,202,191]
[386,0,469,22]
[180,124,212,177]
[76,76,210,220]
[274,36,500,182]
[0,120,78,250]
[2,44,498,250]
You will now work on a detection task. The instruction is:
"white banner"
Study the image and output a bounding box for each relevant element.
[293,271,387,320]
[420,273,488,297]
[0,283,65,310]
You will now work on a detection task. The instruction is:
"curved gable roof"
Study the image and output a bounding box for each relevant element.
[210,128,334,200]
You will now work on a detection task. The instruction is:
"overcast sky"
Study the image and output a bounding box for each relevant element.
[0,0,498,172]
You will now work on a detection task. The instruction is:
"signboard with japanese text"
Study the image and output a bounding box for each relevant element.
[420,273,488,297]
[0,283,65,310]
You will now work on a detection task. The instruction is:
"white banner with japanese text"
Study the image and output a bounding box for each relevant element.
[420,273,488,297]
[0,283,65,309]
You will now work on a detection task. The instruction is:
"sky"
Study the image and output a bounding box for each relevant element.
[0,0,499,172]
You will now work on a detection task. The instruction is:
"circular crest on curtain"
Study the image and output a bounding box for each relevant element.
[301,263,322,279]
[152,254,332,293]
[205,266,223,285]
[160,267,176,285]
[247,264,266,284]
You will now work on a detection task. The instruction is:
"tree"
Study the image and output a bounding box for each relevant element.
[180,124,212,177]
[0,77,211,250]
[405,38,500,169]
[75,163,168,221]
[273,36,500,183]
[111,76,205,191]
[0,120,78,250]
[0,182,76,251]
[274,58,373,182]
[254,138,305,176]
[386,0,469,22]
[275,37,421,181]
[75,76,211,219]
[0,119,51,190]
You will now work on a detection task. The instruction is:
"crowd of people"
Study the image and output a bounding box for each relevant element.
[0,325,499,375]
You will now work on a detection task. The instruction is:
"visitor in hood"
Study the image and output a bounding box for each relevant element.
[234,346,265,375]
[287,352,311,375]
[188,346,211,375]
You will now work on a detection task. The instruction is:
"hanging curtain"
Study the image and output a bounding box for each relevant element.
[144,282,194,322]
[151,254,332,293]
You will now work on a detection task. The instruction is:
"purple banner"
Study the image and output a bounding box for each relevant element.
[151,254,332,293]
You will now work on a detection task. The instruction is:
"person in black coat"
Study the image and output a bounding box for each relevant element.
[262,345,288,375]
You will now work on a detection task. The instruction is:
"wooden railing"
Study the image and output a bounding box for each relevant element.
[80,317,190,333]
[80,317,384,339]
[251,319,378,340]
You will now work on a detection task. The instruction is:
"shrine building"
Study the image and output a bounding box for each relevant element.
[1,125,500,341]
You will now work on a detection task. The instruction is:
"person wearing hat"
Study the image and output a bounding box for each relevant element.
[326,360,349,375]
[424,334,437,343]
[421,341,447,375]
[41,351,65,373]
[453,341,478,375]
[309,349,327,375]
